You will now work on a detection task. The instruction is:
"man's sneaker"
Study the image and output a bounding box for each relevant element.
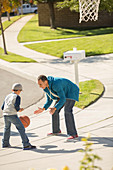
[23,145,36,150]
[67,134,78,140]
[47,130,61,136]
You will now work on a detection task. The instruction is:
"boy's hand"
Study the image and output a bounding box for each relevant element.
[49,107,56,115]
[19,108,24,112]
[34,107,45,114]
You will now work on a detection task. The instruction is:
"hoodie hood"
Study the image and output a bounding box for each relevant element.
[47,76,54,90]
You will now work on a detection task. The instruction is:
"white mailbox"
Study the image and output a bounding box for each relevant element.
[63,48,85,86]
[64,49,85,61]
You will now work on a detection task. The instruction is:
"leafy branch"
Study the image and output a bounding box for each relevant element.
[79,134,102,170]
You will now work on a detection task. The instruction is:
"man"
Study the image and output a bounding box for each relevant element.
[34,75,79,140]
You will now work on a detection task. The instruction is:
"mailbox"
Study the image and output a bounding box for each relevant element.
[64,49,85,61]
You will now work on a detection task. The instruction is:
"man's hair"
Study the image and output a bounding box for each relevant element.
[38,75,48,82]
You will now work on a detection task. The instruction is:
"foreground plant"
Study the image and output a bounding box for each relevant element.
[79,134,102,170]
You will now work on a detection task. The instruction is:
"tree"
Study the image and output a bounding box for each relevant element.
[0,0,21,54]
[56,0,113,13]
[36,0,60,29]
[99,0,113,12]
[9,0,21,17]
[6,0,21,21]
[56,0,79,12]
[0,0,10,54]
[48,0,56,29]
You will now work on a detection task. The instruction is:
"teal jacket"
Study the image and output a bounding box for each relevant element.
[43,76,79,110]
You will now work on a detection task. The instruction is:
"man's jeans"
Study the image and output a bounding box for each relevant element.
[52,99,78,136]
[2,115,31,147]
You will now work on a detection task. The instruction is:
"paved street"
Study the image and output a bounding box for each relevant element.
[0,15,113,170]
[0,67,43,117]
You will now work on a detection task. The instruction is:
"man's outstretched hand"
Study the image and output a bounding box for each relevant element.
[49,107,56,115]
[34,107,45,114]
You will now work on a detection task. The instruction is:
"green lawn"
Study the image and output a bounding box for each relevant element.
[75,79,104,109]
[0,47,36,62]
[25,33,113,58]
[18,14,113,42]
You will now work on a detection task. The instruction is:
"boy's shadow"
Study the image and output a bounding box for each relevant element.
[33,144,81,154]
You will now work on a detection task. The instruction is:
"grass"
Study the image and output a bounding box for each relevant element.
[0,15,24,35]
[75,79,104,109]
[25,33,113,58]
[18,14,113,42]
[0,47,36,62]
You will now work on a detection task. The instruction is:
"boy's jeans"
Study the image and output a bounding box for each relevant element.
[2,115,31,147]
[52,99,78,136]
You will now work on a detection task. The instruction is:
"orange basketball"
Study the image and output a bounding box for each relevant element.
[19,115,30,128]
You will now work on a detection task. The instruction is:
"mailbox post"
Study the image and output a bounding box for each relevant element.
[63,48,85,86]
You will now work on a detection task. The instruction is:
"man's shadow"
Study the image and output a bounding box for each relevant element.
[32,144,81,154]
[77,136,113,147]
[31,135,113,154]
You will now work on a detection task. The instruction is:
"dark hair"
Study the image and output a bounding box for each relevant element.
[38,75,48,82]
[13,90,22,92]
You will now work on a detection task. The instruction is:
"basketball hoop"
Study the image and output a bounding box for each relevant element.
[79,0,100,23]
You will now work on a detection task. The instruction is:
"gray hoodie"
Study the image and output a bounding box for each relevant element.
[1,93,21,116]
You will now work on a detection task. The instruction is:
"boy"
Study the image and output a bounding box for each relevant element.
[1,83,36,150]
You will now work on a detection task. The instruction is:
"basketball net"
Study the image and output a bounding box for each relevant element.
[79,0,100,23]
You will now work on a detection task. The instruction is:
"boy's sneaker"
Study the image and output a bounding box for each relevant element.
[2,144,11,148]
[67,134,78,141]
[23,145,36,150]
[47,130,61,136]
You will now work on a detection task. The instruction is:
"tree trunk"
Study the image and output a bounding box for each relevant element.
[7,12,10,21]
[37,1,38,26]
[0,15,8,55]
[17,8,19,16]
[48,1,56,29]
[21,0,23,15]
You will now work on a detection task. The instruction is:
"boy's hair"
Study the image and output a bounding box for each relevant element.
[12,83,22,91]
[38,75,48,82]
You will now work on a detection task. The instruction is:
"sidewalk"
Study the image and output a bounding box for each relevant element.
[0,15,113,170]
